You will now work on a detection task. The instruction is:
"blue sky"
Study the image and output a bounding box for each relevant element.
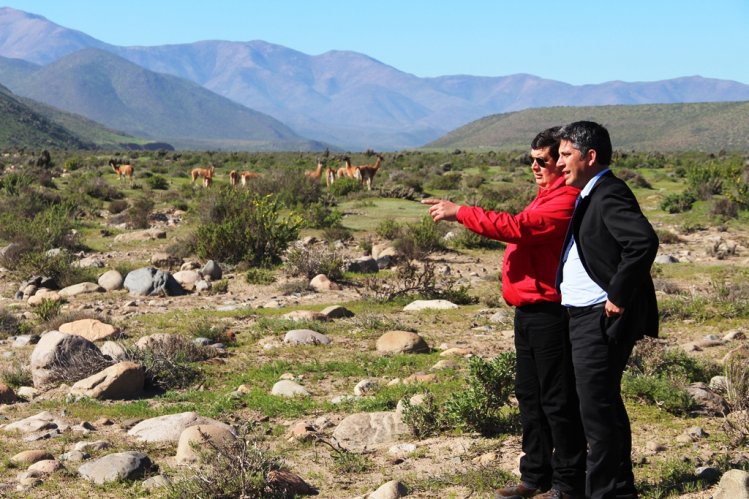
[4,0,749,85]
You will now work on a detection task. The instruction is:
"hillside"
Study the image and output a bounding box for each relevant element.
[427,101,749,152]
[0,83,94,149]
[2,48,327,151]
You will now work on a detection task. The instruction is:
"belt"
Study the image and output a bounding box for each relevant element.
[566,302,605,317]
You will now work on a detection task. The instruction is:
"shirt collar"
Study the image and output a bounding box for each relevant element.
[580,168,610,198]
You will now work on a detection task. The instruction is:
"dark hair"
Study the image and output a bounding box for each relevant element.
[554,121,612,166]
[531,126,561,161]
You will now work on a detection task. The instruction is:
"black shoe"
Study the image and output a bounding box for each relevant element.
[495,482,544,498]
[536,488,583,499]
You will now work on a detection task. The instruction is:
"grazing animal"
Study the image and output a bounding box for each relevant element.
[240,171,261,186]
[325,166,336,188]
[304,159,324,182]
[229,170,239,187]
[356,155,383,190]
[191,165,215,184]
[110,159,134,181]
[336,157,361,180]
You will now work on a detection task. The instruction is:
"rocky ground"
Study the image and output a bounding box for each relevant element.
[0,210,748,498]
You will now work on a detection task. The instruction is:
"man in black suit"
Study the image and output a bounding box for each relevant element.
[555,121,659,499]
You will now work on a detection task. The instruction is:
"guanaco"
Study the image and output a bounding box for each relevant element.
[229,170,239,187]
[191,165,215,184]
[356,154,383,191]
[240,171,261,186]
[304,159,324,181]
[110,159,134,181]
[336,156,361,180]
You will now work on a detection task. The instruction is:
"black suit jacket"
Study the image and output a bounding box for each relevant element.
[564,171,659,340]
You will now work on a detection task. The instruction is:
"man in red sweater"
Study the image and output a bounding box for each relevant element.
[423,127,586,499]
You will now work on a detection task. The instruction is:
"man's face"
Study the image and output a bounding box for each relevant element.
[557,139,595,189]
[530,146,563,189]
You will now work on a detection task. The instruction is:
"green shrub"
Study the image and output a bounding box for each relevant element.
[147,175,169,190]
[654,229,683,244]
[401,353,517,438]
[166,423,288,499]
[124,336,209,391]
[246,268,276,285]
[108,199,129,214]
[711,198,739,219]
[284,245,344,280]
[0,172,34,196]
[660,191,696,213]
[196,189,302,267]
[34,298,63,322]
[621,373,694,415]
[627,337,720,382]
[322,226,353,242]
[427,172,462,190]
[394,215,446,259]
[0,363,32,388]
[724,356,749,446]
[329,176,364,197]
[400,391,441,438]
[376,218,403,240]
[127,196,154,229]
[442,353,516,435]
[300,202,342,229]
[0,309,21,338]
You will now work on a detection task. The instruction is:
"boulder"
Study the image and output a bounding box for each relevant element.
[284,329,331,346]
[97,270,123,291]
[376,331,429,354]
[403,299,458,311]
[58,282,104,298]
[332,411,409,451]
[124,267,185,297]
[78,451,153,484]
[175,424,236,465]
[58,318,121,342]
[30,331,102,388]
[69,361,144,400]
[127,412,232,443]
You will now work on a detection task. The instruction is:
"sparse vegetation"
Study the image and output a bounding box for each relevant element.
[0,147,746,497]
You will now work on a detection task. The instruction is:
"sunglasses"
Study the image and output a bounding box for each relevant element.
[530,156,549,168]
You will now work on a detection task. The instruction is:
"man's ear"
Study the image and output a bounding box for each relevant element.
[587,148,597,166]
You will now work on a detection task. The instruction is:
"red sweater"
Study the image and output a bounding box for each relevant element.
[456,176,579,307]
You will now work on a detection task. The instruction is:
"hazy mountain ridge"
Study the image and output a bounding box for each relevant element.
[428,101,749,151]
[0,82,95,149]
[1,7,749,150]
[1,47,327,151]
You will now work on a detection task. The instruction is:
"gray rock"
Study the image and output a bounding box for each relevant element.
[124,267,186,297]
[143,474,172,490]
[347,256,379,274]
[30,331,102,388]
[127,412,232,443]
[271,380,310,398]
[332,411,409,451]
[58,282,104,298]
[715,469,749,499]
[321,305,354,318]
[367,480,409,499]
[403,299,458,311]
[78,451,153,484]
[97,270,123,291]
[376,331,429,354]
[284,329,331,345]
[201,260,222,280]
[655,254,679,264]
[69,362,144,400]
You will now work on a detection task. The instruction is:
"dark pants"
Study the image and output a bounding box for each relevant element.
[514,302,586,494]
[568,307,637,499]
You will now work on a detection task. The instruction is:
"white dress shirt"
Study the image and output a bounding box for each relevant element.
[560,169,610,307]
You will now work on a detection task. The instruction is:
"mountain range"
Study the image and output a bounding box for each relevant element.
[2,7,749,151]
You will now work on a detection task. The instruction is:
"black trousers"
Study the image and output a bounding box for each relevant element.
[514,302,586,493]
[568,306,637,499]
